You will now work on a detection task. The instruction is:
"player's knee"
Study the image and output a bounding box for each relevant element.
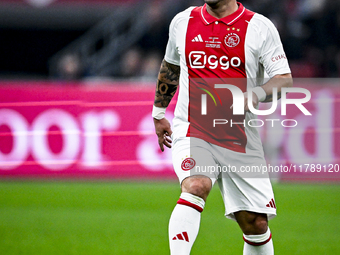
[181,176,212,201]
[252,217,268,234]
[235,211,268,235]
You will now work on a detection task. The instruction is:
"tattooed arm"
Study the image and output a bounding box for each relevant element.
[154,59,180,107]
[153,60,180,151]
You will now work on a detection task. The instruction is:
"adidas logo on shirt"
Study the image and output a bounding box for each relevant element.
[192,34,203,42]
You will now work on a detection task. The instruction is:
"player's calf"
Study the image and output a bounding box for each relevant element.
[235,211,273,255]
[168,192,206,255]
[168,176,212,255]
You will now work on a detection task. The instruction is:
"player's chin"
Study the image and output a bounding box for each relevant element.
[204,0,223,6]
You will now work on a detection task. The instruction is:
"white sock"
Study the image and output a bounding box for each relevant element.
[168,193,205,255]
[243,228,274,255]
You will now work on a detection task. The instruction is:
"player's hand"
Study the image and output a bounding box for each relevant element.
[153,117,173,152]
[244,91,259,112]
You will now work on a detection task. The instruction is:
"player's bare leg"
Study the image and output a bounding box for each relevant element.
[168,175,212,255]
[181,175,212,201]
[235,211,274,255]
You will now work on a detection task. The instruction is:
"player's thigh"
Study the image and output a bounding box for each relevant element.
[172,137,218,185]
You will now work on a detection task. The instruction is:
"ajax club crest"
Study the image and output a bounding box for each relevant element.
[181,157,196,171]
[224,33,240,47]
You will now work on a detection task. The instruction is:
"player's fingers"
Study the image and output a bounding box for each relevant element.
[165,136,172,144]
[156,131,165,151]
[252,98,258,108]
[158,137,165,152]
[163,137,172,149]
[244,97,250,112]
[165,130,172,139]
[165,126,173,136]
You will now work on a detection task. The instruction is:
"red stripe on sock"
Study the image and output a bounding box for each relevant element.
[182,231,189,242]
[177,198,203,212]
[176,234,184,240]
[243,233,272,246]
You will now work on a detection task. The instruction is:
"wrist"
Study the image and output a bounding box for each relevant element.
[252,86,267,102]
[152,105,166,120]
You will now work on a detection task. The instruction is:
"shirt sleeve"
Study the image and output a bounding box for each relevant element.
[258,17,291,78]
[164,16,181,66]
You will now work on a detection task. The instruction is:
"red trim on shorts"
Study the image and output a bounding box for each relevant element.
[243,233,272,246]
[177,198,203,213]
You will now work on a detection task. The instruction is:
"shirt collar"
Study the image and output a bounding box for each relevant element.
[200,2,245,26]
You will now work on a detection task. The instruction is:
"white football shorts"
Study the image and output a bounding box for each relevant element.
[172,137,276,220]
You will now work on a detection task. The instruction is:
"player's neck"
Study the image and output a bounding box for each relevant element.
[206,1,238,19]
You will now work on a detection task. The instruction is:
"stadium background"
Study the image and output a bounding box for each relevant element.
[0,0,339,254]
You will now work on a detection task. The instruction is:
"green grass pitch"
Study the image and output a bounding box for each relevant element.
[0,181,339,254]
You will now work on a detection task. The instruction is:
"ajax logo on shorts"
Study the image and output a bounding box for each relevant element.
[181,158,196,171]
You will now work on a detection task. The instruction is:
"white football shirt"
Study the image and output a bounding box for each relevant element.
[165,3,291,155]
